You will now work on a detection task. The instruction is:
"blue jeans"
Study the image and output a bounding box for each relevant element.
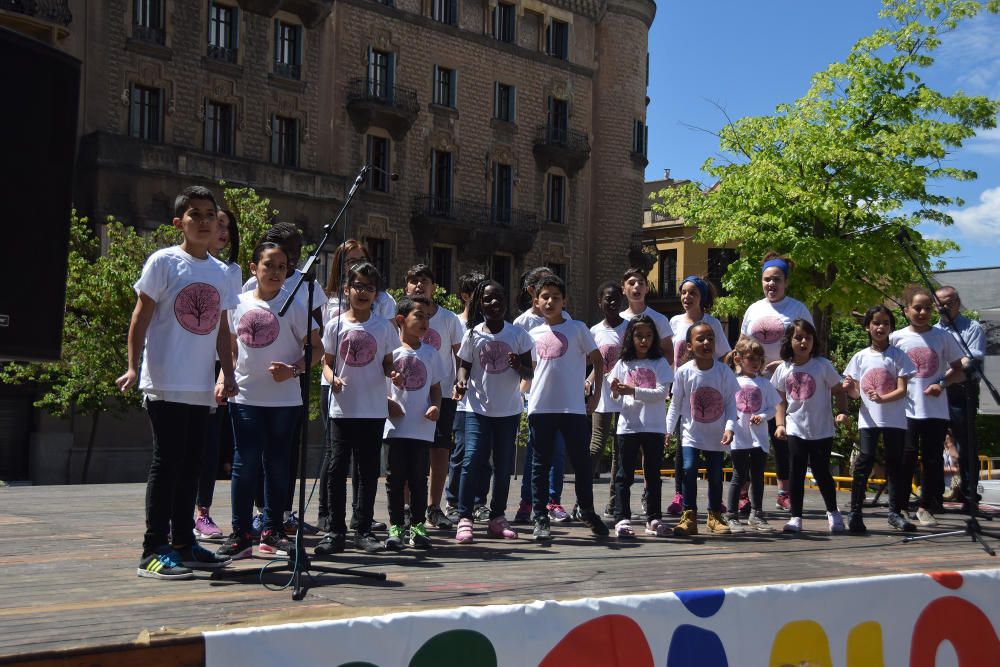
[229,403,299,535]
[519,422,566,504]
[446,410,490,508]
[459,412,519,520]
[528,413,594,519]
[681,447,724,512]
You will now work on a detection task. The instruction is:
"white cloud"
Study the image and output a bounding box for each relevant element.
[965,128,1000,157]
[937,12,1000,98]
[948,185,1000,244]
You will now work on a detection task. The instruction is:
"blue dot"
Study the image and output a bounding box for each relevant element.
[676,589,725,618]
[667,624,729,667]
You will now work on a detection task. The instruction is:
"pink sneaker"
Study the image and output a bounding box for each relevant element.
[547,503,570,522]
[487,516,518,539]
[667,492,683,517]
[195,507,223,540]
[775,493,791,511]
[455,517,474,543]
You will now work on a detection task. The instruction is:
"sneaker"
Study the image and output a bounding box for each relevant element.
[427,506,454,530]
[738,493,751,518]
[259,530,292,557]
[487,515,518,540]
[532,516,552,541]
[445,504,460,522]
[747,509,774,532]
[783,516,802,533]
[775,493,791,511]
[403,505,412,530]
[707,511,731,534]
[847,511,867,534]
[644,519,670,537]
[385,524,405,551]
[719,502,728,514]
[251,513,264,537]
[888,512,917,532]
[667,492,683,516]
[579,510,610,536]
[640,491,648,517]
[354,532,385,553]
[217,532,254,560]
[673,509,698,537]
[602,503,616,520]
[314,532,346,555]
[916,507,938,527]
[283,513,320,536]
[408,522,432,549]
[725,515,746,534]
[473,505,492,523]
[547,503,571,523]
[195,508,223,540]
[615,519,635,538]
[137,548,194,580]
[176,542,231,570]
[827,511,846,534]
[371,520,388,532]
[513,500,532,524]
[455,517,474,543]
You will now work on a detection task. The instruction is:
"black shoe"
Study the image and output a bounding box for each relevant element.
[355,532,385,554]
[888,512,917,532]
[533,517,551,541]
[846,511,867,534]
[137,548,194,580]
[175,543,231,570]
[579,510,610,537]
[371,520,388,532]
[217,532,254,560]
[427,506,454,529]
[314,532,346,555]
[259,530,292,558]
[316,515,331,534]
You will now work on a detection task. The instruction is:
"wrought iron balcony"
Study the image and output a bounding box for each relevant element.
[1,0,72,25]
[532,124,591,176]
[207,44,238,64]
[132,23,166,46]
[345,78,419,140]
[273,61,301,80]
[410,195,539,260]
[235,0,331,28]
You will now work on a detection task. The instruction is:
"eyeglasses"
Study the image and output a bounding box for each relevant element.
[350,282,376,293]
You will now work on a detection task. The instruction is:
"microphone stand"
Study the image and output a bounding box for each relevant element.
[893,227,999,556]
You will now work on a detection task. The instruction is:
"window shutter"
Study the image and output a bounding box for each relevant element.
[451,70,457,107]
[432,65,439,104]
[233,7,240,49]
[129,84,139,137]
[493,81,499,117]
[387,52,395,101]
[155,88,164,142]
[295,25,303,67]
[511,85,516,122]
[545,20,551,54]
[270,114,278,163]
[643,123,648,156]
[491,4,497,38]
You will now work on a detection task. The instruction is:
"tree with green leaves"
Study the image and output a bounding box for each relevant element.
[653,0,1000,349]
[220,182,278,282]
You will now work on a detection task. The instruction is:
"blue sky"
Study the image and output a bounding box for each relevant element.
[645,1,1000,269]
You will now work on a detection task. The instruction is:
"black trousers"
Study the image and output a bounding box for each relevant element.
[947,382,979,500]
[728,448,767,513]
[385,438,430,527]
[851,427,906,514]
[615,432,663,521]
[769,417,790,481]
[787,435,838,517]
[325,418,384,534]
[903,417,949,511]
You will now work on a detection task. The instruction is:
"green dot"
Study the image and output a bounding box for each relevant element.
[409,629,497,667]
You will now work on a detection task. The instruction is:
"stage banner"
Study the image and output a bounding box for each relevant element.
[204,568,1000,667]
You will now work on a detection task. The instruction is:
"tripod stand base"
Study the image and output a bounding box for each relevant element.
[902,517,999,556]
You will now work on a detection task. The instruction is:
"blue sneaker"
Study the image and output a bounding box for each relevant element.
[251,513,263,537]
[137,547,194,580]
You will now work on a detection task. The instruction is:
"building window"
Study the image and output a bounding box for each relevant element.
[431,246,454,293]
[549,262,566,282]
[367,48,394,100]
[633,119,648,157]
[658,249,677,297]
[129,85,163,142]
[494,82,515,122]
[430,149,453,214]
[546,173,565,224]
[546,18,568,59]
[270,115,298,167]
[707,248,738,296]
[491,254,512,303]
[366,237,391,284]
[367,135,390,192]
[433,66,457,108]
[204,100,235,156]
[274,20,302,80]
[547,97,568,141]
[491,162,512,224]
[431,0,457,25]
[133,0,165,44]
[492,2,516,43]
[208,2,238,62]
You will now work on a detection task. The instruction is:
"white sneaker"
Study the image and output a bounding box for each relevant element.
[827,511,846,534]
[644,519,669,537]
[615,519,635,538]
[783,517,802,533]
[916,507,938,527]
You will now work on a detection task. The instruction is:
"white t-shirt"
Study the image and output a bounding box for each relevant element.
[134,246,239,405]
[741,297,813,367]
[669,313,732,368]
[243,268,326,312]
[527,319,597,415]
[513,309,571,332]
[844,346,916,430]
[321,291,396,388]
[423,306,464,385]
[620,306,674,343]
[888,327,963,420]
[322,314,396,419]
[591,320,629,413]
[608,357,673,434]
[228,292,314,407]
[457,321,535,418]
[771,357,843,440]
[731,375,781,451]
[665,360,740,451]
[224,262,243,298]
[384,343,447,442]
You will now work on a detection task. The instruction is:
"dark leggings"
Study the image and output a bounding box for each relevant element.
[673,436,683,494]
[787,435,838,517]
[614,432,663,521]
[325,418,385,534]
[728,448,767,514]
[769,418,790,482]
[385,438,430,527]
[851,427,906,514]
[903,417,949,511]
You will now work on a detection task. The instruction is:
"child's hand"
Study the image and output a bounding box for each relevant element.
[507,352,520,370]
[332,376,346,393]
[425,405,440,421]
[388,399,404,418]
[617,383,636,396]
[835,412,851,426]
[924,383,943,397]
[609,377,620,398]
[586,390,599,415]
[866,389,883,403]
[115,369,137,392]
[721,430,734,447]
[842,376,857,393]
[390,370,404,388]
[750,414,763,425]
[453,379,467,399]
[215,376,238,403]
[764,359,782,374]
[268,361,296,382]
[774,424,787,440]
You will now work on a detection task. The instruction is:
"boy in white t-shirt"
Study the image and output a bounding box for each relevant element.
[117,186,238,580]
[620,267,674,360]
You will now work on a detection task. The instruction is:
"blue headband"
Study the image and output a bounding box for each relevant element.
[681,276,708,305]
[761,258,789,277]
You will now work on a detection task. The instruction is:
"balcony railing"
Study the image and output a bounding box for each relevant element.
[207,44,238,64]
[132,23,166,46]
[413,195,538,231]
[273,61,301,80]
[534,124,590,153]
[345,78,420,116]
[2,0,72,25]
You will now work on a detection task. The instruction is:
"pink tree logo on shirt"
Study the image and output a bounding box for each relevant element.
[536,331,568,360]
[600,343,621,371]
[627,367,656,389]
[861,367,896,395]
[394,355,427,390]
[674,340,688,368]
[480,340,514,374]
[691,386,725,423]
[787,371,817,401]
[750,316,785,344]
[173,282,221,335]
[339,329,377,367]
[421,328,442,350]
[237,308,279,348]
[735,386,763,414]
[907,347,939,379]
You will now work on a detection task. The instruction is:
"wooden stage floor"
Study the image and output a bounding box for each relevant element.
[1,479,998,664]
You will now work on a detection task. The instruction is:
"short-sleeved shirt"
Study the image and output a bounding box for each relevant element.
[889,327,963,420]
[423,306,464,385]
[384,343,447,442]
[457,321,535,418]
[934,314,985,362]
[134,246,239,405]
[321,291,396,388]
[771,357,843,440]
[322,314,397,418]
[513,309,571,332]
[843,346,916,430]
[229,292,314,407]
[665,360,740,451]
[620,306,674,343]
[591,320,629,413]
[741,297,813,368]
[243,269,326,312]
[669,313,731,368]
[527,319,597,415]
[730,375,782,451]
[608,358,673,434]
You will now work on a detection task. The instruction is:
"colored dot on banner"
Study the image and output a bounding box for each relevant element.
[910,597,1000,667]
[675,589,725,618]
[408,630,497,667]
[337,663,378,667]
[769,620,833,667]
[846,621,884,667]
[538,614,653,667]
[666,625,728,667]
[928,571,964,590]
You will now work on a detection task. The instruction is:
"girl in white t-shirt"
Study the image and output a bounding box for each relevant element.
[620,267,674,359]
[724,337,781,534]
[889,287,964,527]
[772,319,850,534]
[315,262,400,556]
[666,322,740,537]
[843,305,917,533]
[608,314,673,538]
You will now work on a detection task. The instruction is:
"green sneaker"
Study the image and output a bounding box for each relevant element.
[385,524,405,551]
[408,522,432,549]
